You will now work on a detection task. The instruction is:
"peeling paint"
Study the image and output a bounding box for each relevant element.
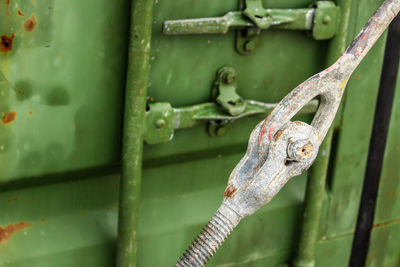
[0,34,15,53]
[2,111,17,124]
[24,15,37,32]
[0,222,32,244]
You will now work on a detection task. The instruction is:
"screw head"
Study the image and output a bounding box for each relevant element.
[287,138,313,162]
[156,118,166,129]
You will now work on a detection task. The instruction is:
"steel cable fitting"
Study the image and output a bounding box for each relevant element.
[176,0,400,266]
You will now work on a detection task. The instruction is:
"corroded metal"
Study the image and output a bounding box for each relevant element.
[176,0,400,266]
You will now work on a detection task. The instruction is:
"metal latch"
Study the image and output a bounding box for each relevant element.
[163,1,338,54]
[144,67,318,144]
[211,67,245,116]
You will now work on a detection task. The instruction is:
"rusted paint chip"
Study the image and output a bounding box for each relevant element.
[0,222,32,244]
[24,15,37,32]
[7,197,18,203]
[223,184,237,198]
[0,34,15,53]
[274,130,284,140]
[2,111,17,124]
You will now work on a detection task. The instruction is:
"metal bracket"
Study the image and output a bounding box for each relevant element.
[144,99,318,144]
[236,0,338,54]
[144,67,318,144]
[163,1,338,54]
[211,67,245,116]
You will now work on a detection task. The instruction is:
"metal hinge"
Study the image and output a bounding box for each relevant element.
[144,67,318,144]
[163,1,338,55]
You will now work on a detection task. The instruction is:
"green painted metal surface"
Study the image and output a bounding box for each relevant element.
[0,0,398,266]
[366,58,400,267]
[0,0,129,184]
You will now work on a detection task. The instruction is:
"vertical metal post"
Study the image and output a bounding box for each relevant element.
[116,0,154,266]
[293,0,352,266]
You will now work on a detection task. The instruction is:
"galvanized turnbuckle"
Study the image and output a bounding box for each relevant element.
[176,0,400,266]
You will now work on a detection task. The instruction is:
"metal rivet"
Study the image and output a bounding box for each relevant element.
[322,15,331,25]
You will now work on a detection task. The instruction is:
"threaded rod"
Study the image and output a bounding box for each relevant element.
[176,205,241,267]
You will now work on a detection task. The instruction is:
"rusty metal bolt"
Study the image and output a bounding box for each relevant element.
[156,118,166,129]
[222,71,236,84]
[243,40,255,52]
[287,138,314,162]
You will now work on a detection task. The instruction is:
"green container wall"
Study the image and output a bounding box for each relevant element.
[366,62,400,267]
[0,0,398,266]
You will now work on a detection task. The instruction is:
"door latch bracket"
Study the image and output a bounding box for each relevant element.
[144,67,318,144]
[163,1,338,54]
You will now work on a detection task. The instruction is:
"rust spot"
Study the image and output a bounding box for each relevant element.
[297,141,313,159]
[28,110,33,115]
[80,211,86,216]
[24,15,37,32]
[7,197,18,203]
[17,90,22,94]
[274,130,284,140]
[2,111,17,124]
[0,222,32,244]
[354,73,360,79]
[40,218,45,223]
[223,184,237,198]
[372,218,400,229]
[17,10,24,16]
[150,97,155,102]
[0,34,15,53]
[5,0,10,16]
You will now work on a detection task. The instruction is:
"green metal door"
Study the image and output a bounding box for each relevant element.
[1,0,399,266]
